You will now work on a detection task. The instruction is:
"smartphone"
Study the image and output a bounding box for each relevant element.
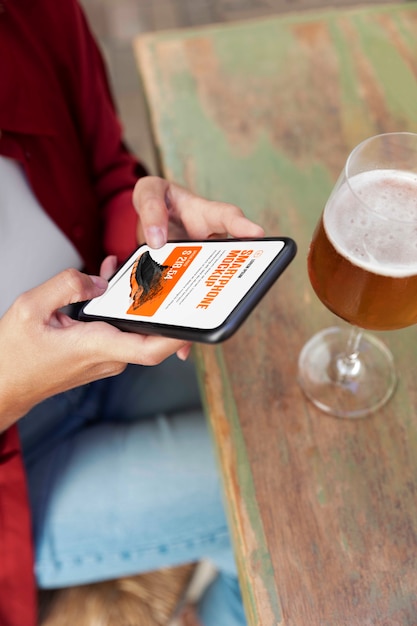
[79,237,297,343]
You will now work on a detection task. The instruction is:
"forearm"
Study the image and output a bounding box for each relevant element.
[0,319,38,431]
[0,376,32,433]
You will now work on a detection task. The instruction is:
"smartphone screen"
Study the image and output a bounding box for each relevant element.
[80,237,296,342]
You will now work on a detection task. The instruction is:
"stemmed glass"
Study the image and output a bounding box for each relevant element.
[298,132,417,418]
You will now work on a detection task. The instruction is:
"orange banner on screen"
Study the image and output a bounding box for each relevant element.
[127,246,202,316]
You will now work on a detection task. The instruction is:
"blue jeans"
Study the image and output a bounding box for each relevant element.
[18,357,247,626]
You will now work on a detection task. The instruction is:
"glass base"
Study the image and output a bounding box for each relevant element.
[298,326,397,419]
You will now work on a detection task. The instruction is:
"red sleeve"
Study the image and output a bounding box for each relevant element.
[42,0,147,258]
[0,427,36,626]
[63,1,148,260]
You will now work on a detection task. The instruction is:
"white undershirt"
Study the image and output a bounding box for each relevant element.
[0,156,83,318]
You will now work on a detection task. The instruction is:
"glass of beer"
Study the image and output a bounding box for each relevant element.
[298,132,417,418]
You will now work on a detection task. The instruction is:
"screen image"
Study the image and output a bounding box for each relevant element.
[82,239,286,330]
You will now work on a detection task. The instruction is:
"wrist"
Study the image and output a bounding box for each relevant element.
[0,380,32,432]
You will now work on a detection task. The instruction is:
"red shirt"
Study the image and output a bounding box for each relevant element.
[0,0,147,272]
[0,1,147,624]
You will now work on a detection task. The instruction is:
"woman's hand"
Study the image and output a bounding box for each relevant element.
[0,268,189,431]
[134,176,265,248]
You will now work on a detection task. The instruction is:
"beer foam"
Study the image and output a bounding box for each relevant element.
[324,169,417,277]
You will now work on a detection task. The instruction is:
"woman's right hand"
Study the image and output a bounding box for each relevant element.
[0,268,189,431]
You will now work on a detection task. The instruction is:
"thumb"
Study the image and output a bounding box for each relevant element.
[25,269,108,319]
[133,176,169,248]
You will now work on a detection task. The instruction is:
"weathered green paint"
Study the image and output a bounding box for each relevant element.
[196,345,282,624]
[213,23,297,78]
[354,17,417,121]
[328,19,374,133]
[160,82,332,230]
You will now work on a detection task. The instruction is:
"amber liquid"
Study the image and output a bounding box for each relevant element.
[308,216,417,330]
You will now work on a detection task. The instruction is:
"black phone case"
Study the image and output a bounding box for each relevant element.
[79,237,297,343]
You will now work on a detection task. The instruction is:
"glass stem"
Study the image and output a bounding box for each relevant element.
[335,326,363,382]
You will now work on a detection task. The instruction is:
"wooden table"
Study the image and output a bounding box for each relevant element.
[134,5,417,624]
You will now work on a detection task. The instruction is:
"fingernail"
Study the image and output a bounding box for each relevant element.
[90,275,108,291]
[145,226,166,249]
